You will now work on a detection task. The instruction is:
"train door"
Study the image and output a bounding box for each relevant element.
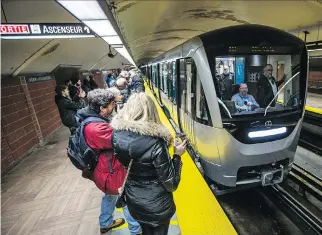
[177,58,196,146]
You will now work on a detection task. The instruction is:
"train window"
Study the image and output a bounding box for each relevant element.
[196,72,212,126]
[168,62,173,100]
[179,59,187,112]
[162,63,168,94]
[172,61,177,104]
[185,58,197,117]
[159,63,164,91]
[213,54,301,117]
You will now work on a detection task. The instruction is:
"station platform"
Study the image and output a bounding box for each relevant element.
[1,87,237,235]
[306,92,322,114]
[294,146,322,179]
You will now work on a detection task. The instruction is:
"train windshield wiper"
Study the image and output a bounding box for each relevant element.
[264,71,300,116]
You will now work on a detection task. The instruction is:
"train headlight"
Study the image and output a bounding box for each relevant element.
[248,127,287,138]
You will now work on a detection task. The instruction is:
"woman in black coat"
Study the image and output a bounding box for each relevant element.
[111,92,186,235]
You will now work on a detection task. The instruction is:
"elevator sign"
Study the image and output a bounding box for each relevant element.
[0,23,96,39]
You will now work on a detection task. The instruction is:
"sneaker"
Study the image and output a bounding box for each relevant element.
[100,218,125,234]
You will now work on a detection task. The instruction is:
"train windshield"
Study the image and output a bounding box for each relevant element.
[213,54,302,118]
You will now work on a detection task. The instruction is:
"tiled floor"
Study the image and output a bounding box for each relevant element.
[1,126,181,235]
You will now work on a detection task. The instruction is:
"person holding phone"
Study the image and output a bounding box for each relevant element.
[111,92,186,235]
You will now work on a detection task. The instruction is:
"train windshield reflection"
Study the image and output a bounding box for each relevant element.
[214,54,302,118]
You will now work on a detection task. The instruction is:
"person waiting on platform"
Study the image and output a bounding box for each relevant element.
[111,93,186,235]
[231,83,259,112]
[257,64,286,107]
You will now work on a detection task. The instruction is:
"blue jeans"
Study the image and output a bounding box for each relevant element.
[99,194,141,235]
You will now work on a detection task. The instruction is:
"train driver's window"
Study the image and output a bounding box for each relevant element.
[196,72,213,126]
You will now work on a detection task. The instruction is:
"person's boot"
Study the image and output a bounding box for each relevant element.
[100,218,125,234]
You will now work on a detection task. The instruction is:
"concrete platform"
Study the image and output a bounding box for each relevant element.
[294,146,322,179]
[306,92,322,110]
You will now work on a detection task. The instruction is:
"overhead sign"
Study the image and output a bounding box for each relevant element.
[0,23,96,39]
[25,74,54,83]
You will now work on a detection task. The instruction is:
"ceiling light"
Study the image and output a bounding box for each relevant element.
[103,36,122,45]
[83,20,117,36]
[115,46,136,65]
[0,35,95,39]
[56,1,107,20]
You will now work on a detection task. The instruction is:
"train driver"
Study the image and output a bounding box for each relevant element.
[231,83,259,112]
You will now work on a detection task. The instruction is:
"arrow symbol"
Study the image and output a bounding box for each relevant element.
[84,26,90,33]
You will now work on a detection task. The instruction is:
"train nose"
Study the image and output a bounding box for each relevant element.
[262,168,284,186]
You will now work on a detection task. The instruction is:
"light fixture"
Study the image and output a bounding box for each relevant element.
[115,46,136,65]
[0,35,95,39]
[56,1,107,20]
[83,20,117,36]
[103,36,122,45]
[248,127,287,138]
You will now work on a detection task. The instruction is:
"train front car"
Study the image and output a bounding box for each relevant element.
[198,25,308,189]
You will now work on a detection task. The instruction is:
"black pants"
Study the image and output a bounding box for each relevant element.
[140,220,170,235]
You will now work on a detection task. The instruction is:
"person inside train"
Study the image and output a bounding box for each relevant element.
[111,92,186,235]
[256,64,286,107]
[218,66,234,100]
[231,83,259,112]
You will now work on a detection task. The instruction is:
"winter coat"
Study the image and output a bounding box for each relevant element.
[76,107,126,194]
[129,75,145,93]
[111,118,183,226]
[55,95,85,128]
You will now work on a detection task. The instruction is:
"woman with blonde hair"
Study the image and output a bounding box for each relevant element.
[111,92,186,235]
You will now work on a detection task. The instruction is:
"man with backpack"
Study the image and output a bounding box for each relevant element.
[70,89,141,234]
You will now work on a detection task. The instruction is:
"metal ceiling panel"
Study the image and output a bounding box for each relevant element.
[19,37,120,74]
[1,39,51,75]
[113,0,322,64]
[1,0,78,23]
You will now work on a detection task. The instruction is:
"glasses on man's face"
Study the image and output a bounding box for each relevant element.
[265,69,273,72]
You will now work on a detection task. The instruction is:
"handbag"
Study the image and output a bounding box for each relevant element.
[116,159,133,208]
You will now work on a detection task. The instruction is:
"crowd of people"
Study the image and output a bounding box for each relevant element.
[54,68,186,235]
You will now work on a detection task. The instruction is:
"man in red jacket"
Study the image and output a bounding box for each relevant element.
[77,89,141,234]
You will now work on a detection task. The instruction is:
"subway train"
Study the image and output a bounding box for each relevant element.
[140,24,308,191]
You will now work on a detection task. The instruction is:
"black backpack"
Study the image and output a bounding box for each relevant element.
[67,116,108,171]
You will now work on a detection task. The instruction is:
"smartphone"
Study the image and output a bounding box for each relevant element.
[175,133,186,146]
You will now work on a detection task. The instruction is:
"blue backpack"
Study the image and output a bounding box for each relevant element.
[67,116,109,172]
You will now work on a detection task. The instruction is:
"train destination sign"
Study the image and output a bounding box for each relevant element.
[0,23,96,39]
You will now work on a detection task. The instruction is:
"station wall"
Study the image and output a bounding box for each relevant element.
[1,75,62,175]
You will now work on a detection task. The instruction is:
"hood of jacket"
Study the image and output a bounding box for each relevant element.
[76,107,111,123]
[111,118,173,158]
[111,117,173,148]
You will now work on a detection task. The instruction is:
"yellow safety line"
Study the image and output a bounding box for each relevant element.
[305,106,322,115]
[145,84,237,235]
